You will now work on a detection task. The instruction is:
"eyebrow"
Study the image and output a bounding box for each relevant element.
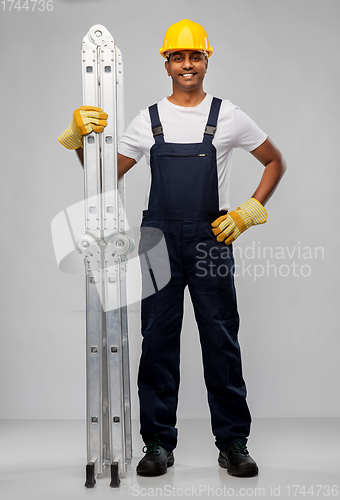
[171,51,202,57]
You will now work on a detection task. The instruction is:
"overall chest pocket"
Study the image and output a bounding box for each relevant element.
[151,151,218,211]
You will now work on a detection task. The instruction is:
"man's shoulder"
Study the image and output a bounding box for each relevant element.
[138,96,168,113]
[208,96,238,121]
[218,97,237,111]
[205,95,239,116]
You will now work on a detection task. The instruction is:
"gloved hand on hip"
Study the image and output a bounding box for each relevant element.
[58,106,108,149]
[211,198,267,245]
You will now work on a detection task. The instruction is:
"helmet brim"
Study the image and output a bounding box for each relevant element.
[160,47,213,58]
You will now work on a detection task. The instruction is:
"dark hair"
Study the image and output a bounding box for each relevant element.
[166,51,207,62]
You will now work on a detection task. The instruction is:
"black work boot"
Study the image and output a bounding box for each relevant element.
[136,436,174,476]
[218,441,259,477]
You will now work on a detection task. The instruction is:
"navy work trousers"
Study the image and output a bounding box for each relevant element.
[138,214,251,453]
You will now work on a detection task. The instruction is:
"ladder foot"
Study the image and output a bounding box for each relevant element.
[85,462,96,488]
[110,462,121,487]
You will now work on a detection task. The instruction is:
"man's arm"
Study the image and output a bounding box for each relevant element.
[211,137,286,244]
[118,153,136,179]
[250,137,287,206]
[76,147,84,166]
[75,149,136,179]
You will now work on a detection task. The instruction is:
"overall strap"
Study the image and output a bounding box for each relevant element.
[203,97,222,144]
[148,103,165,143]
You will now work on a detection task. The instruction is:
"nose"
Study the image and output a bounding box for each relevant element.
[182,55,193,69]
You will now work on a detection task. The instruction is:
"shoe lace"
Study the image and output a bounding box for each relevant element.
[233,441,249,455]
[142,435,163,454]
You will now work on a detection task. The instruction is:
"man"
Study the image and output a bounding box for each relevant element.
[59,19,286,478]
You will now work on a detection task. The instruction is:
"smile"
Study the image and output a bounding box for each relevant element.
[180,73,197,78]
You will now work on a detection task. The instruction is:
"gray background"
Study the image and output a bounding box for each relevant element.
[0,0,338,422]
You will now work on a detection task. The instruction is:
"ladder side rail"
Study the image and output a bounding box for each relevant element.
[98,34,126,476]
[117,47,125,213]
[96,32,117,473]
[100,37,118,233]
[82,33,104,477]
[105,260,126,475]
[116,47,133,463]
[120,260,132,462]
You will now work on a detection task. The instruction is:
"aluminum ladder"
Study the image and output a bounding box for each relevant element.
[76,24,134,488]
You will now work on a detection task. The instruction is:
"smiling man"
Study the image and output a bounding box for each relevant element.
[116,19,286,478]
[59,18,286,479]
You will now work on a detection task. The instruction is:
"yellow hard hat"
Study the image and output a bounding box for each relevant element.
[160,19,213,58]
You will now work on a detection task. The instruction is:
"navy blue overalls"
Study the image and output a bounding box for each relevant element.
[138,97,251,453]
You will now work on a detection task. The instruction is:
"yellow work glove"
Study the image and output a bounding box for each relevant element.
[211,198,267,245]
[58,106,108,149]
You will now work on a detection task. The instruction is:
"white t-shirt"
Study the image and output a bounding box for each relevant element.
[118,93,267,210]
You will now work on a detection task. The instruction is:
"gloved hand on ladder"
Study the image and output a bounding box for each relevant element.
[58,106,108,149]
[211,198,267,245]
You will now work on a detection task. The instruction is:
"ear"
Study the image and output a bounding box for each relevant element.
[205,57,208,73]
[165,60,170,76]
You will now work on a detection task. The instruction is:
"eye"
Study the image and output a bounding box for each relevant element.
[192,54,203,61]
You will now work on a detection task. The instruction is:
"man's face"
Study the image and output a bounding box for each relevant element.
[165,50,208,93]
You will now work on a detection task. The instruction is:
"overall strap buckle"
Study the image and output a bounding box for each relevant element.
[203,97,222,143]
[149,103,165,143]
[152,125,163,137]
[204,125,217,136]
